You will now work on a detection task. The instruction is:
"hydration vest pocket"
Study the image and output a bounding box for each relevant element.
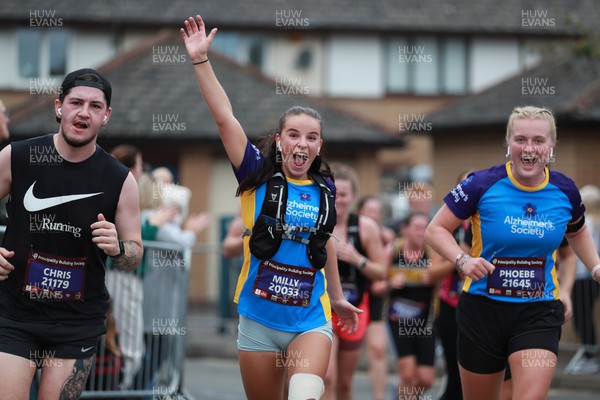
[249,215,283,261]
[307,230,329,270]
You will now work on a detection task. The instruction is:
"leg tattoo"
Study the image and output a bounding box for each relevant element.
[59,356,94,400]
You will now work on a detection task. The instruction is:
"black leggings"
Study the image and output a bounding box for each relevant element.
[435,300,462,400]
[572,279,600,356]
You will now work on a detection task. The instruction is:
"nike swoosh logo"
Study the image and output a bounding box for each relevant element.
[24,181,103,212]
[81,346,94,353]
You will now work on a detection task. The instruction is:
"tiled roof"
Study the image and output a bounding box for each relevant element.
[427,55,600,131]
[8,31,399,148]
[4,0,598,35]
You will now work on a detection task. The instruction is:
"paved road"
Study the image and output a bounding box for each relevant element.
[183,357,600,400]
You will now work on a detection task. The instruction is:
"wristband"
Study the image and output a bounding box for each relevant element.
[356,256,367,270]
[111,240,125,258]
[457,255,471,273]
[193,58,209,65]
[592,264,600,282]
[455,252,468,267]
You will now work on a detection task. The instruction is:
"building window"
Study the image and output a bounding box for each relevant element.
[386,35,468,95]
[18,28,69,78]
[412,36,439,95]
[49,30,69,76]
[248,36,264,69]
[386,37,409,93]
[18,30,41,78]
[212,32,242,61]
[211,32,265,70]
[440,37,468,94]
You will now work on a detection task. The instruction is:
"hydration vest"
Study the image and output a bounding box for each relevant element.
[246,171,336,269]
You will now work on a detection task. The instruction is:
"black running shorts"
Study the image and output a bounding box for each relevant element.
[457,292,564,374]
[0,316,105,362]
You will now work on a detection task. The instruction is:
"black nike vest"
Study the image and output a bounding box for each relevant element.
[0,134,128,325]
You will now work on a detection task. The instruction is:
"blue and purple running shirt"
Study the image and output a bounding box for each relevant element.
[232,141,334,331]
[444,162,584,303]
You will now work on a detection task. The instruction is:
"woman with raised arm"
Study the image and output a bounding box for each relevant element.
[181,15,360,400]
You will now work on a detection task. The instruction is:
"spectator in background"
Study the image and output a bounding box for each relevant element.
[222,214,244,259]
[139,167,210,386]
[86,300,123,391]
[152,166,174,185]
[106,145,152,389]
[571,184,600,374]
[150,167,211,247]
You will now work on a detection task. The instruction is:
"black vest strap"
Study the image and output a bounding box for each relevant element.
[247,172,287,262]
[248,171,336,269]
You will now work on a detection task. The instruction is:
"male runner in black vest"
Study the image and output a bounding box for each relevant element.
[0,68,142,399]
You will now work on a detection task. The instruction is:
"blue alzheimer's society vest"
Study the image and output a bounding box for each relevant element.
[444,162,584,303]
[232,142,335,332]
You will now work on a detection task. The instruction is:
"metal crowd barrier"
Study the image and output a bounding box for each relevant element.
[561,278,600,376]
[82,239,193,399]
[218,216,243,334]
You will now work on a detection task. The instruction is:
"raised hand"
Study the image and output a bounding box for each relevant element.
[180,15,218,63]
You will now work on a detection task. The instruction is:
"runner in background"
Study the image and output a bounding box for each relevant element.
[356,195,396,400]
[324,164,387,400]
[386,212,437,400]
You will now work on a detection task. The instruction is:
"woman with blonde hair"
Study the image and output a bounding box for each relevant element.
[426,106,600,399]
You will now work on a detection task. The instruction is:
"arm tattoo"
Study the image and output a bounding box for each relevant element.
[59,356,93,400]
[112,240,143,271]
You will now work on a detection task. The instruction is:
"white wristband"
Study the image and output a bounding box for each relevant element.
[356,256,367,270]
[592,264,600,282]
